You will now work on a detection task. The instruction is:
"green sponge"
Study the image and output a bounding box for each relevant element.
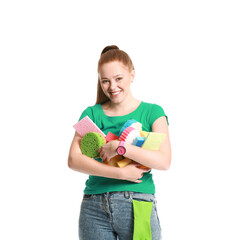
[80,132,106,158]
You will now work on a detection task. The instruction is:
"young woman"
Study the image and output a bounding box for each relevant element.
[68,45,171,240]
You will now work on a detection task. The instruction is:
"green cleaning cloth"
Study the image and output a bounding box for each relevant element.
[133,199,153,240]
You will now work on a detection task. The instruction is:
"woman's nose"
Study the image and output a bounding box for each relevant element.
[109,80,117,90]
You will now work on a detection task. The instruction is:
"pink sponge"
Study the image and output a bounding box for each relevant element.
[73,116,106,138]
[119,126,140,145]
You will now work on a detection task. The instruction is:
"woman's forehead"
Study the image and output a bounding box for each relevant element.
[99,61,129,77]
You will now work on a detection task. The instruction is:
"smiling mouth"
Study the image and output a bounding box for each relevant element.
[110,91,121,97]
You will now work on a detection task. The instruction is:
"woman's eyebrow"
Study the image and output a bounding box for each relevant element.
[101,74,124,80]
[115,74,124,78]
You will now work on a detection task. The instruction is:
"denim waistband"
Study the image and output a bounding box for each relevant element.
[84,191,155,201]
[104,191,134,198]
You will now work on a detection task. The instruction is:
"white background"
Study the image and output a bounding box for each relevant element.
[0,0,239,239]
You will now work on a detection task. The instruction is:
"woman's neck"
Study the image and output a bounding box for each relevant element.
[102,97,141,117]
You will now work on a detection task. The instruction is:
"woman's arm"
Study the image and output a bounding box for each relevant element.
[125,116,171,170]
[68,131,120,177]
[99,116,171,170]
[68,132,149,182]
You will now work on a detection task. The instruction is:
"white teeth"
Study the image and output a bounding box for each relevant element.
[111,91,120,95]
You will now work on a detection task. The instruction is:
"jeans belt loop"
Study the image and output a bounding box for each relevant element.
[124,191,130,199]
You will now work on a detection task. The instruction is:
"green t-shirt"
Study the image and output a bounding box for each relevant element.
[78,101,169,194]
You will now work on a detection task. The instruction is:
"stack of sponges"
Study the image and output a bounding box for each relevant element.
[73,117,166,168]
[119,119,166,151]
[118,119,166,168]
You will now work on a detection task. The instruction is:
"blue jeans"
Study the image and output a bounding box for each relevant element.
[79,191,161,240]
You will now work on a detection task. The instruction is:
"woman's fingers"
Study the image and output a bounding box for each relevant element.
[130,162,142,168]
[134,179,142,183]
[130,165,151,183]
[142,167,151,172]
[98,144,117,162]
[131,162,151,172]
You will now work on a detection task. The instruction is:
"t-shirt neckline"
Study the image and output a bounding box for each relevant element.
[99,101,144,118]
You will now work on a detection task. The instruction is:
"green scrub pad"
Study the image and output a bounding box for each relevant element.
[142,132,166,150]
[80,132,106,158]
[133,200,153,240]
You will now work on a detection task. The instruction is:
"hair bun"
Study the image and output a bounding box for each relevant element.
[101,45,119,55]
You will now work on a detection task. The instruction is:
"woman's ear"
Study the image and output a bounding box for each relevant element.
[130,70,135,82]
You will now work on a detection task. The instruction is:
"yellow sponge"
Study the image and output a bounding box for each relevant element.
[140,131,149,137]
[117,158,132,168]
[106,155,123,167]
[142,132,166,150]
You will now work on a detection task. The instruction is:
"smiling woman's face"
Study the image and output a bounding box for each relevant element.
[99,61,135,104]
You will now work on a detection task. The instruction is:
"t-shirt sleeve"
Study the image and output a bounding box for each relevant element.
[149,104,169,126]
[78,107,94,122]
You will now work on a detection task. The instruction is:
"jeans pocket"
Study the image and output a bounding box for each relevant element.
[132,192,155,203]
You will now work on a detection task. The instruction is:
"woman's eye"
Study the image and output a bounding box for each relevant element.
[116,78,122,81]
[102,80,109,84]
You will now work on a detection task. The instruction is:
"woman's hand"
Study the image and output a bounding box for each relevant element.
[98,140,119,162]
[118,162,151,183]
